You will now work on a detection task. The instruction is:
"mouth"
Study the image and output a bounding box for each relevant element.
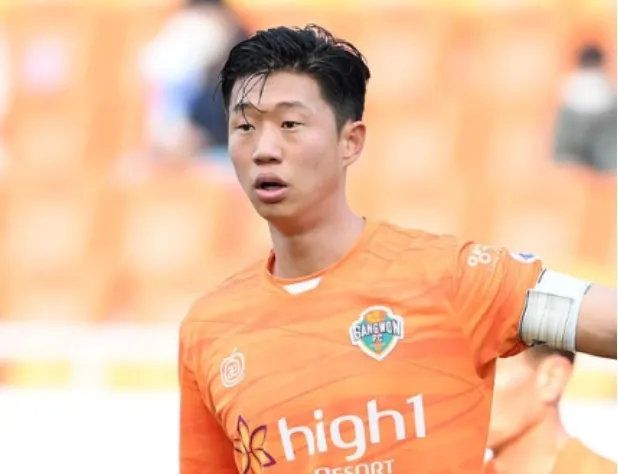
[254,175,288,191]
[253,174,289,204]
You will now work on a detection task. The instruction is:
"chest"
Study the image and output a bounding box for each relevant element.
[197,288,493,471]
[202,287,482,421]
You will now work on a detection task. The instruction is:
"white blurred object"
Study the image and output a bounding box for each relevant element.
[139,3,240,160]
[0,389,179,474]
[561,400,618,462]
[140,9,228,85]
[562,70,616,114]
[0,322,178,389]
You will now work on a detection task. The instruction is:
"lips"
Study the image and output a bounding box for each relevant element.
[254,174,288,190]
[253,173,289,204]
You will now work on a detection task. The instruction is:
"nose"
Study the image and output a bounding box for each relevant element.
[252,125,282,165]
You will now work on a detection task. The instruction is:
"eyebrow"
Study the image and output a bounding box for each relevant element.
[232,100,310,115]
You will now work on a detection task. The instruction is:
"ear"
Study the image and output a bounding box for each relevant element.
[339,120,366,169]
[535,355,573,405]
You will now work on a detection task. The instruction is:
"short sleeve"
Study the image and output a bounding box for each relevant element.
[179,320,238,474]
[451,242,543,371]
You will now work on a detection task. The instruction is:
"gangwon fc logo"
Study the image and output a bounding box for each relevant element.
[349,306,405,361]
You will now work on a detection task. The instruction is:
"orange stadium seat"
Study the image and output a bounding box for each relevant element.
[3,185,96,276]
[233,4,345,36]
[474,9,566,111]
[0,175,7,315]
[356,7,452,107]
[0,177,115,321]
[112,5,172,157]
[112,165,269,321]
[3,272,111,322]
[5,107,90,181]
[3,5,97,105]
[578,173,617,268]
[488,174,588,267]
[3,5,98,179]
[352,103,463,234]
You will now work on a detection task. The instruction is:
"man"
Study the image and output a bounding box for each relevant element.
[179,25,616,473]
[554,44,616,173]
[486,346,616,473]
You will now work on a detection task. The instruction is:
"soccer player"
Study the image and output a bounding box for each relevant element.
[486,346,615,473]
[179,25,616,474]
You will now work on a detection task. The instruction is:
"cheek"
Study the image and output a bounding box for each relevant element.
[297,131,341,178]
[228,140,252,182]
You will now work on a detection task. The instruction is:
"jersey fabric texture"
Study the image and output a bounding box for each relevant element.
[179,220,543,474]
[485,438,616,474]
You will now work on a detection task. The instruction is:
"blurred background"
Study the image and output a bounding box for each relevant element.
[0,0,615,472]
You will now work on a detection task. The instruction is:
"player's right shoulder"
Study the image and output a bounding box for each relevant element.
[181,259,264,328]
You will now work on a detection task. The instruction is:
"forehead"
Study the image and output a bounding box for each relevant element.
[229,71,327,114]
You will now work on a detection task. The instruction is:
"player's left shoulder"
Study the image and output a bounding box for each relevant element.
[369,221,465,278]
[377,220,462,258]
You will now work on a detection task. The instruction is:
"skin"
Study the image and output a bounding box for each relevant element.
[227,71,366,278]
[487,352,573,474]
[576,285,617,358]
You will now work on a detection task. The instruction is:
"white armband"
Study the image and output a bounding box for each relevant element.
[519,269,591,352]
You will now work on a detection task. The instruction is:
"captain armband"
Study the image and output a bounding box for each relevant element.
[519,270,591,352]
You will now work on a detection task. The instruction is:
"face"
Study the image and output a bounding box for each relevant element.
[487,353,544,451]
[227,71,364,227]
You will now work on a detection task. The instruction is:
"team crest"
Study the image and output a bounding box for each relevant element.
[349,306,405,361]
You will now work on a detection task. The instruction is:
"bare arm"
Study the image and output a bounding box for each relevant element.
[576,284,617,359]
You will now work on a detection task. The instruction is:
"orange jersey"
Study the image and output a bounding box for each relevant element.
[485,438,616,474]
[179,220,543,474]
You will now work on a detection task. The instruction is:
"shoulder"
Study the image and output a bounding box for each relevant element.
[373,220,463,257]
[351,221,472,290]
[181,259,264,329]
[370,221,465,272]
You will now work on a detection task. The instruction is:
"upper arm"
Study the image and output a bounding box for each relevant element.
[179,324,238,474]
[576,284,617,358]
[451,242,543,370]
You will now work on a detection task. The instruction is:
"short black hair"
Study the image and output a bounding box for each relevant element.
[524,344,576,365]
[578,45,604,68]
[220,24,370,130]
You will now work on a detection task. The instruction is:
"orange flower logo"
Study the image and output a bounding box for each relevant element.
[233,416,276,474]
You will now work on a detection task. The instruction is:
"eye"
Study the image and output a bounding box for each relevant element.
[281,121,302,129]
[236,123,254,132]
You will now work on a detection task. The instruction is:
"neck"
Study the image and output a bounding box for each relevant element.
[490,409,570,474]
[268,206,364,278]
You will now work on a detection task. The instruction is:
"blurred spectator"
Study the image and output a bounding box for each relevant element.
[554,45,616,173]
[140,0,246,164]
[486,346,615,474]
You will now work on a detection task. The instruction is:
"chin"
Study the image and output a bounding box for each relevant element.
[254,201,297,222]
